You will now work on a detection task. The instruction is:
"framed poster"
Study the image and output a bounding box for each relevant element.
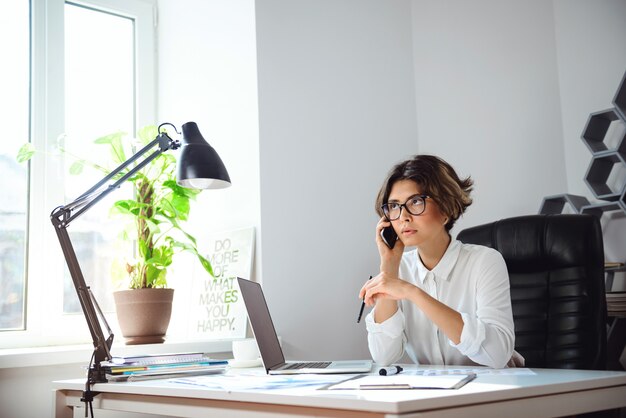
[189,227,254,339]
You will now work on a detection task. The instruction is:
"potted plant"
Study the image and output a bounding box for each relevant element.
[18,125,214,344]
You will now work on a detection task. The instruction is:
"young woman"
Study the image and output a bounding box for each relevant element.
[359,155,518,368]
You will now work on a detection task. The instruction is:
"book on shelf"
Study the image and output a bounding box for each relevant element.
[606,291,626,298]
[604,262,625,269]
[606,291,626,308]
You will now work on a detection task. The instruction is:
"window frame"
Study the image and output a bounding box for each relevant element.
[2,0,156,348]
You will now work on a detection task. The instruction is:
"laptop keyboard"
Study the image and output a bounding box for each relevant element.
[283,361,332,370]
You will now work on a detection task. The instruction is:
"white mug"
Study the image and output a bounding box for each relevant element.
[232,338,260,361]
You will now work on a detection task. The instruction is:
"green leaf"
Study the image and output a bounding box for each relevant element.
[146,245,174,267]
[182,229,198,246]
[164,179,200,199]
[170,239,213,277]
[94,131,126,165]
[170,195,191,219]
[140,217,162,236]
[69,160,86,175]
[16,143,36,163]
[160,153,177,168]
[197,254,215,277]
[152,268,168,288]
[160,215,198,247]
[138,239,150,259]
[144,264,165,287]
[111,199,136,215]
[93,131,123,144]
[138,125,159,145]
[109,132,127,165]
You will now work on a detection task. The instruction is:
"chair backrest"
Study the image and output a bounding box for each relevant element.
[457,214,607,370]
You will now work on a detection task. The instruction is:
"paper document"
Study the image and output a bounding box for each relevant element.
[406,368,535,376]
[326,373,476,390]
[171,372,349,390]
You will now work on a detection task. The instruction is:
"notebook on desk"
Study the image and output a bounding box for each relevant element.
[237,277,373,375]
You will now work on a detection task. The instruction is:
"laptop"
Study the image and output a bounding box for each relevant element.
[237,277,373,375]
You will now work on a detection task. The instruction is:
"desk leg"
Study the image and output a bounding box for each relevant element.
[54,390,73,418]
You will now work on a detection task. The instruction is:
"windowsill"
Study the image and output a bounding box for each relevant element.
[0,339,233,369]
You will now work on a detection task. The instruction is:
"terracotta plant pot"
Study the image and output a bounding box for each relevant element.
[113,288,174,345]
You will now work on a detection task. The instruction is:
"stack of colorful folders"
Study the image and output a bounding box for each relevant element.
[101,352,228,382]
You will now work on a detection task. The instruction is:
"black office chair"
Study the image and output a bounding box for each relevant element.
[457,214,607,370]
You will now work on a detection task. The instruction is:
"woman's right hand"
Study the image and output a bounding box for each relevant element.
[376,217,404,274]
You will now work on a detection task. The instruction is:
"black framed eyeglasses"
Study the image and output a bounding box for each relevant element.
[381,194,430,220]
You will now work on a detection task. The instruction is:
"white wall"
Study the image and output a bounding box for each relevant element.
[410,0,567,233]
[255,0,418,360]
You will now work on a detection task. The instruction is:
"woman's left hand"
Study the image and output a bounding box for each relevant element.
[359,271,415,306]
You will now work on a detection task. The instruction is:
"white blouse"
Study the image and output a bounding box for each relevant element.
[365,239,515,368]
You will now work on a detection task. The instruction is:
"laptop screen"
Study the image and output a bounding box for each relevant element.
[237,278,285,371]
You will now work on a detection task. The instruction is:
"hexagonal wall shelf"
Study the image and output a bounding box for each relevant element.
[581,201,622,218]
[584,151,626,201]
[581,109,626,154]
[539,194,590,214]
[619,186,626,213]
[613,69,626,122]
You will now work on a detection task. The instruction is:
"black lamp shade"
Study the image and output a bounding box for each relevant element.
[177,122,231,189]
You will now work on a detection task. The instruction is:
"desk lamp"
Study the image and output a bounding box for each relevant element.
[50,122,230,395]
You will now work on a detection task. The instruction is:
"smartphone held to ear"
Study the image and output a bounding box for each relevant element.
[381,226,398,249]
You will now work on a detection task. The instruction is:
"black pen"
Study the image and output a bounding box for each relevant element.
[357,276,372,323]
[379,365,403,376]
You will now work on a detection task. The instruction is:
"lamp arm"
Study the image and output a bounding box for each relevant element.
[51,223,112,381]
[49,129,179,383]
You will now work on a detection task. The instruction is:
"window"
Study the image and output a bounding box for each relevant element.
[0,0,29,332]
[63,2,135,314]
[2,0,155,347]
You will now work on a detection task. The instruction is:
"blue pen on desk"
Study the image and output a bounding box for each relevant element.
[379,365,403,376]
[357,276,373,323]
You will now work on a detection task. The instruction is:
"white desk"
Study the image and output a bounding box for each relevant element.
[54,366,626,418]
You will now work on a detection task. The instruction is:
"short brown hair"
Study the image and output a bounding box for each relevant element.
[375,155,473,232]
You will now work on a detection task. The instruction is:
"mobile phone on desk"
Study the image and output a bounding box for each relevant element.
[381,226,398,249]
